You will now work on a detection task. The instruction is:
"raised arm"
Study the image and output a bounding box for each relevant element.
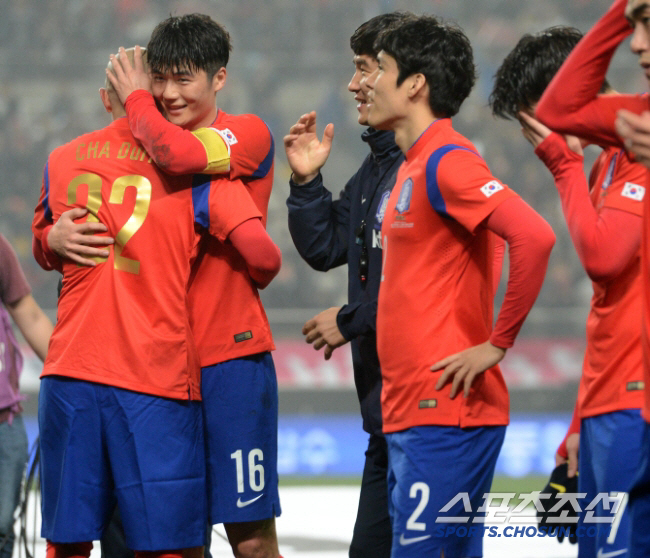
[106,46,231,175]
[285,112,351,271]
[522,111,642,282]
[536,0,648,146]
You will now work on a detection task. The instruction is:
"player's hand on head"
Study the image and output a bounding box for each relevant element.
[49,208,114,266]
[284,111,334,184]
[616,109,650,168]
[302,306,348,359]
[106,45,151,105]
[518,111,552,148]
[431,340,506,399]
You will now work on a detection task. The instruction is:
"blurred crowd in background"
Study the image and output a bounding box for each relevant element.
[0,0,642,337]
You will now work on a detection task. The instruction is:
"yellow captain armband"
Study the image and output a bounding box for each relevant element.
[191,127,231,174]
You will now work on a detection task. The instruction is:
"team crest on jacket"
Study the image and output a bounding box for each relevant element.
[480,180,504,198]
[396,178,413,213]
[377,190,391,223]
[214,127,238,146]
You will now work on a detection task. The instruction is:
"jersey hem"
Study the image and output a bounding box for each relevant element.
[199,340,276,368]
[40,370,200,401]
[382,416,510,433]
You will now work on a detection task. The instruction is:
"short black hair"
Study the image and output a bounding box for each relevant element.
[349,12,413,57]
[374,15,475,118]
[489,26,608,119]
[147,13,231,79]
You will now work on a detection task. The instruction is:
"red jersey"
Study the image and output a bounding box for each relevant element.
[65,91,278,369]
[536,0,650,420]
[377,118,518,432]
[187,110,276,366]
[32,118,261,399]
[582,147,644,416]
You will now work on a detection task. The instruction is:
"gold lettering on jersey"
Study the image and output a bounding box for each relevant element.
[109,175,152,274]
[67,173,108,264]
[129,147,142,161]
[76,143,85,161]
[418,399,437,409]
[117,142,131,159]
[87,142,99,159]
[67,173,102,223]
[627,381,645,391]
[98,142,110,158]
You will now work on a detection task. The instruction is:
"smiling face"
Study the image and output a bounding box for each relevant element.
[151,66,226,131]
[626,0,650,85]
[348,54,379,126]
[364,50,409,131]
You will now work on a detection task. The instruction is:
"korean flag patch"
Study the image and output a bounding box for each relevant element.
[214,127,238,146]
[621,182,645,202]
[480,180,504,198]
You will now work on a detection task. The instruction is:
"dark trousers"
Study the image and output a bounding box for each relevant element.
[349,434,392,558]
[100,508,132,558]
[101,508,213,558]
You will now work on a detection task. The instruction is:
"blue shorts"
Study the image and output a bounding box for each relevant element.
[386,425,506,558]
[629,420,650,558]
[38,376,206,550]
[201,352,281,524]
[578,410,644,558]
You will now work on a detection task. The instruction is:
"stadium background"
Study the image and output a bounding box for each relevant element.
[1,0,642,487]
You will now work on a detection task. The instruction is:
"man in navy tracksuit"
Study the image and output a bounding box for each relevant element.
[284,13,406,558]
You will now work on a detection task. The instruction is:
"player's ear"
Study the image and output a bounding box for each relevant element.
[211,66,227,93]
[99,88,112,113]
[408,73,427,100]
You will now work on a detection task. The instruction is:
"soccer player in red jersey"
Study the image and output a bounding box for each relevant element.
[43,16,283,558]
[491,26,646,556]
[31,49,279,558]
[364,15,555,557]
[534,2,650,556]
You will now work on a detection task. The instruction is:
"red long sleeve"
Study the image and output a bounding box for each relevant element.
[32,227,62,272]
[228,218,282,289]
[536,0,648,147]
[492,236,505,297]
[124,90,230,175]
[485,196,555,349]
[557,403,581,459]
[535,134,641,282]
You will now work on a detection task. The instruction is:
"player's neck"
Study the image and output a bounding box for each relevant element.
[191,106,218,131]
[394,106,438,154]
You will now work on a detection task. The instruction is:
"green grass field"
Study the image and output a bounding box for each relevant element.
[280,474,549,493]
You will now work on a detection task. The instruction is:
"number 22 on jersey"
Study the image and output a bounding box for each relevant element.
[68,172,152,274]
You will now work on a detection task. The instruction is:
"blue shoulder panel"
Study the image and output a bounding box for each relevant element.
[192,174,211,229]
[43,160,53,222]
[425,144,477,216]
[251,123,275,179]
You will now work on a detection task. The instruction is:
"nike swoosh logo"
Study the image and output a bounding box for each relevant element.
[361,196,367,204]
[236,494,263,508]
[550,482,566,493]
[597,549,628,558]
[399,534,431,546]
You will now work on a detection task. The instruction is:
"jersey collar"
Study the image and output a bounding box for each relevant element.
[406,118,451,160]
